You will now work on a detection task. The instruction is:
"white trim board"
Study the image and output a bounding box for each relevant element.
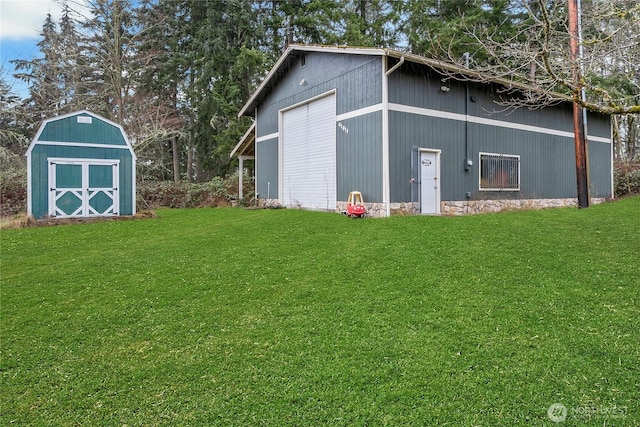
[336,103,383,122]
[281,89,337,114]
[256,132,279,143]
[261,102,611,145]
[387,103,611,144]
[32,140,133,150]
[47,157,120,166]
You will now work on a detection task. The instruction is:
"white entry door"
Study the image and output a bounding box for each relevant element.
[420,150,440,214]
[48,158,120,218]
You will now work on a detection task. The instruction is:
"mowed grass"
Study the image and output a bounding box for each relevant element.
[1,198,639,426]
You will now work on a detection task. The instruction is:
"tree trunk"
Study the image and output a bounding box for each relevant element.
[187,145,194,182]
[172,134,180,182]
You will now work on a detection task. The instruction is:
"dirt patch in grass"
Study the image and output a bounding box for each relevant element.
[0,210,157,230]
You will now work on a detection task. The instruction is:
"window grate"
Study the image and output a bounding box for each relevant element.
[479,153,520,191]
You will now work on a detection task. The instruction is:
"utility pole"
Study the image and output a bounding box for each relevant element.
[568,0,590,208]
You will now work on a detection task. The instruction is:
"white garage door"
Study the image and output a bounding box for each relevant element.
[281,93,336,210]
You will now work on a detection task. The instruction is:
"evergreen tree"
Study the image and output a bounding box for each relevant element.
[335,0,403,47]
[401,0,521,64]
[57,1,84,113]
[187,0,265,179]
[11,13,63,124]
[132,0,187,181]
[0,70,29,155]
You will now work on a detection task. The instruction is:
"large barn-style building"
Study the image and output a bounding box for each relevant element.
[232,45,612,216]
[26,110,136,219]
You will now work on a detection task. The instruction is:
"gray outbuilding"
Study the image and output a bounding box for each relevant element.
[232,45,613,216]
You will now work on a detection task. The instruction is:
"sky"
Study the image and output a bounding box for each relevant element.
[0,0,87,98]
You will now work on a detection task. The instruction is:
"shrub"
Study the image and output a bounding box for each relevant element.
[137,174,255,210]
[614,162,640,197]
[0,147,27,217]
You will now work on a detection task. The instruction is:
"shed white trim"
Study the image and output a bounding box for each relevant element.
[47,157,120,218]
[29,140,135,151]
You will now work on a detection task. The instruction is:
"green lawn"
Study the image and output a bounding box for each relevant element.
[2,198,639,426]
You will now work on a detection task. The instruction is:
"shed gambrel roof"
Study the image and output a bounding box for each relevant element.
[26,110,136,159]
[238,44,549,119]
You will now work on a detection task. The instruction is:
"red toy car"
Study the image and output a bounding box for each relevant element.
[346,191,366,218]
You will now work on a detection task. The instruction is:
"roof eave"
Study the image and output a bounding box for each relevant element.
[238,45,295,118]
[230,122,256,158]
[238,44,577,119]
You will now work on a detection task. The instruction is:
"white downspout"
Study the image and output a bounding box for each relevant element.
[238,156,244,200]
[382,55,404,217]
[385,56,405,77]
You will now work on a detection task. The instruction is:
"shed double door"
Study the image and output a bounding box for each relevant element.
[48,159,119,218]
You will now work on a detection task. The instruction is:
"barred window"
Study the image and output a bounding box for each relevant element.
[479,153,520,191]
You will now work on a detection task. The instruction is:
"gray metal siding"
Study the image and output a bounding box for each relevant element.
[588,141,613,198]
[469,84,611,139]
[390,66,612,139]
[389,111,466,203]
[251,49,612,210]
[256,138,278,199]
[388,64,612,202]
[389,113,612,202]
[469,127,611,199]
[586,111,611,138]
[336,111,383,202]
[469,126,576,199]
[29,144,135,218]
[256,52,382,138]
[389,62,466,114]
[468,84,576,133]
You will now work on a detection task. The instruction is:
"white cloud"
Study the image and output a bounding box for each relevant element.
[0,0,66,40]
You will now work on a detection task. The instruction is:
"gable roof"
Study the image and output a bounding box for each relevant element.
[238,45,386,118]
[230,122,255,158]
[238,44,544,119]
